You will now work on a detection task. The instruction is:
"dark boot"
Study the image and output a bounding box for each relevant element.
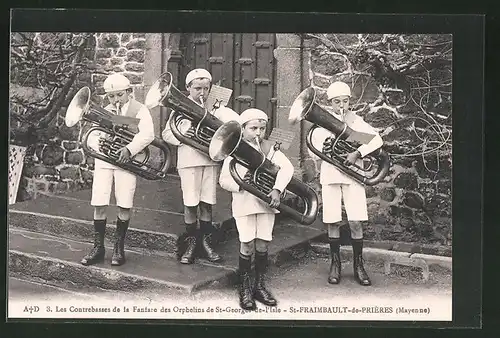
[238,253,256,310]
[200,220,222,263]
[254,251,277,307]
[180,223,198,264]
[352,238,371,286]
[328,237,341,284]
[111,218,129,266]
[81,219,106,266]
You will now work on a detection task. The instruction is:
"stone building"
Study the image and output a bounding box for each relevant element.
[14,33,452,247]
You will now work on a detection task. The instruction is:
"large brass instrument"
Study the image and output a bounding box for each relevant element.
[289,87,390,186]
[65,87,172,180]
[209,120,319,225]
[145,72,239,155]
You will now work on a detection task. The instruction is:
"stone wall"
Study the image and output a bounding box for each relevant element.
[16,33,148,201]
[300,34,452,246]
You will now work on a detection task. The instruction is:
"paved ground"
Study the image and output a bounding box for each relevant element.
[9,251,452,321]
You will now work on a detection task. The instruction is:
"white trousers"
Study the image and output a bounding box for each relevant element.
[91,167,137,208]
[178,166,218,206]
[234,213,276,243]
[321,183,368,223]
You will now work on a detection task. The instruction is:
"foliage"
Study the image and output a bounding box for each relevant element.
[10,32,96,146]
[305,33,452,176]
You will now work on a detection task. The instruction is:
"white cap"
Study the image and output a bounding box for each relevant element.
[185,68,212,86]
[327,81,351,99]
[103,73,131,93]
[239,108,268,125]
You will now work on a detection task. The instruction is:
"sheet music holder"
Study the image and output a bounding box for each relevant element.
[345,129,376,145]
[206,85,233,110]
[109,115,140,133]
[267,128,295,150]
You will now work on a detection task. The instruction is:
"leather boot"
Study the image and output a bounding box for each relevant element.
[238,253,256,310]
[352,238,371,286]
[328,238,341,284]
[81,219,106,266]
[254,251,277,307]
[180,223,198,265]
[200,221,222,263]
[111,218,129,266]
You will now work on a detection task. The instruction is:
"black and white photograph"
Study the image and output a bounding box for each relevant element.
[8,11,470,323]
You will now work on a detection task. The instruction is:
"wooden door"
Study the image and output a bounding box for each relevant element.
[174,33,277,130]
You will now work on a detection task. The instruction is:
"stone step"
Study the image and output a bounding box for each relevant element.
[58,175,234,223]
[9,228,235,294]
[9,176,236,255]
[9,219,323,294]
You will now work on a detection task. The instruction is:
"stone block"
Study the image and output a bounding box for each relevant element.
[274,48,301,106]
[35,180,48,192]
[116,48,127,57]
[384,254,430,282]
[113,66,125,72]
[126,39,146,50]
[110,57,124,65]
[393,172,418,190]
[95,48,112,59]
[58,123,80,140]
[410,253,452,271]
[127,49,145,63]
[402,191,425,209]
[276,34,301,48]
[65,150,84,165]
[59,167,80,180]
[121,33,132,44]
[389,205,414,218]
[125,62,144,73]
[41,145,64,166]
[133,33,147,39]
[364,108,397,128]
[27,165,58,178]
[122,72,143,84]
[380,187,396,202]
[61,141,78,151]
[98,33,120,49]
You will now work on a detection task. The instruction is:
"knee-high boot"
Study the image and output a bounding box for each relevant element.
[254,251,277,306]
[81,219,106,266]
[328,238,341,284]
[352,238,371,286]
[238,253,256,310]
[111,218,129,266]
[200,220,222,262]
[180,223,198,264]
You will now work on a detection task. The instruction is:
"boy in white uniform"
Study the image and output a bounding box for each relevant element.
[82,73,155,266]
[162,68,235,264]
[219,108,294,310]
[309,81,383,286]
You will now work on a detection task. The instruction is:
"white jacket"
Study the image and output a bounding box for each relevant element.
[87,99,155,170]
[219,141,294,217]
[309,110,383,185]
[162,102,240,169]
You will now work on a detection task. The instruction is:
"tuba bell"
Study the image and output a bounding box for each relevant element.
[209,120,319,225]
[288,87,390,186]
[65,87,173,180]
[145,72,239,155]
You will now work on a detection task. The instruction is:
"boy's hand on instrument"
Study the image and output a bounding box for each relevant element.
[322,137,334,156]
[117,147,131,164]
[344,150,360,165]
[268,189,281,208]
